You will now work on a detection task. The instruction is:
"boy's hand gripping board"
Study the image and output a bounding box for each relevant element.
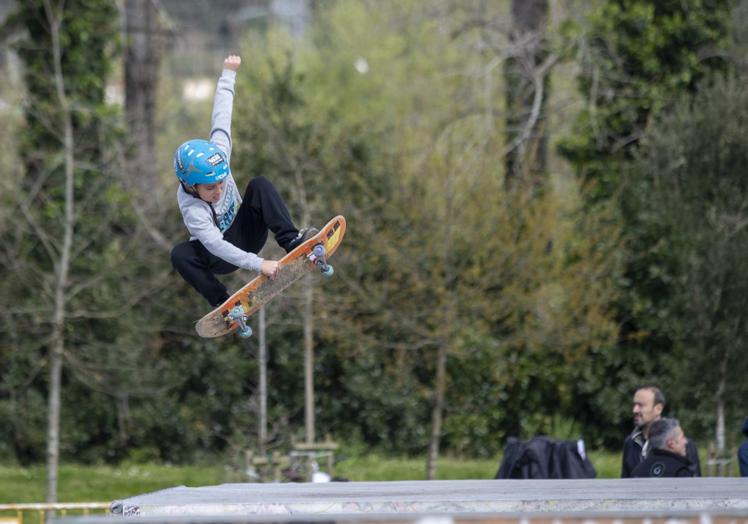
[195,215,346,338]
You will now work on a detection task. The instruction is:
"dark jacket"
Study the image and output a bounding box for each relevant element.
[737,442,748,477]
[495,436,596,479]
[621,428,701,477]
[739,417,748,477]
[631,448,694,477]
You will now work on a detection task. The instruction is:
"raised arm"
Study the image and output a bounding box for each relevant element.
[209,55,242,161]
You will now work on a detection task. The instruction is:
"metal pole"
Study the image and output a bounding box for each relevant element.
[303,275,315,444]
[258,306,267,455]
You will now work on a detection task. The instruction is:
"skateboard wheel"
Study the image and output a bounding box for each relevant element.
[313,244,326,258]
[321,264,334,278]
[238,326,253,338]
[228,306,245,320]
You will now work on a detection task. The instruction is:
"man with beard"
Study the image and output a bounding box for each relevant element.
[621,385,701,477]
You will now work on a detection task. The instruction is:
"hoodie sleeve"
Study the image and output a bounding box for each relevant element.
[209,69,236,161]
[182,203,263,272]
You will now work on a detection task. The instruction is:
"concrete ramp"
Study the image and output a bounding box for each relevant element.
[105,479,748,518]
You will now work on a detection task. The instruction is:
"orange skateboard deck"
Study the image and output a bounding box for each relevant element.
[195,215,346,338]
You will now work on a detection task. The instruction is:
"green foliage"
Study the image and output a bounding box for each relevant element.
[628,74,748,443]
[233,21,428,454]
[226,1,621,460]
[13,0,119,182]
[2,0,742,468]
[0,0,123,465]
[0,0,179,468]
[559,0,730,201]
[557,0,734,446]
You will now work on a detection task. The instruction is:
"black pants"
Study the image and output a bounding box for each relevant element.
[171,176,298,306]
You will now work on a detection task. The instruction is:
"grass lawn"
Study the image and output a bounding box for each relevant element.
[0,450,623,505]
[0,463,225,503]
[335,455,499,481]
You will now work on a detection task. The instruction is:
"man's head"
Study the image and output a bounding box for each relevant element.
[648,417,688,457]
[632,385,665,430]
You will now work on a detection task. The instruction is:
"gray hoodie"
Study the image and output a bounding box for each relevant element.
[176,69,263,272]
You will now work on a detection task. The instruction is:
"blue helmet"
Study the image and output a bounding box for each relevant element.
[174,139,229,186]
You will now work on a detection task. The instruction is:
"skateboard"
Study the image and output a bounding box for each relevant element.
[195,215,347,338]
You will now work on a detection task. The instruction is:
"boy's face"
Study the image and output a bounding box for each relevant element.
[195,181,224,203]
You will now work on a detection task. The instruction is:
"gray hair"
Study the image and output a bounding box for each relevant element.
[648,417,680,451]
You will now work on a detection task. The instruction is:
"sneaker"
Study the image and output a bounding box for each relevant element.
[211,294,230,308]
[285,227,318,253]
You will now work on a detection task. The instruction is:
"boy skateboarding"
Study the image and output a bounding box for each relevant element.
[171,55,316,307]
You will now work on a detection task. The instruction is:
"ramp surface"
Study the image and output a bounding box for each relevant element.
[108,479,748,517]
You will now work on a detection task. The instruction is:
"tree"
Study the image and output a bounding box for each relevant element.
[233,45,334,448]
[1,0,179,496]
[630,74,748,452]
[504,0,551,187]
[559,0,730,202]
[0,0,637,466]
[557,0,732,444]
[124,0,166,209]
[7,0,120,502]
[294,1,620,471]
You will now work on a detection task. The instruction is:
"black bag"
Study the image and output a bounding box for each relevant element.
[494,436,596,479]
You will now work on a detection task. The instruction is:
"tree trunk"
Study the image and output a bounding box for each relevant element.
[44,0,74,505]
[715,397,725,453]
[46,336,64,506]
[504,0,549,188]
[124,0,160,202]
[116,393,130,449]
[426,164,458,480]
[303,276,315,444]
[294,198,314,446]
[715,348,729,452]
[258,306,267,455]
[426,343,448,480]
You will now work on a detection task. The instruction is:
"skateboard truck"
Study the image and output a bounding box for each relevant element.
[309,243,334,278]
[227,305,253,338]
